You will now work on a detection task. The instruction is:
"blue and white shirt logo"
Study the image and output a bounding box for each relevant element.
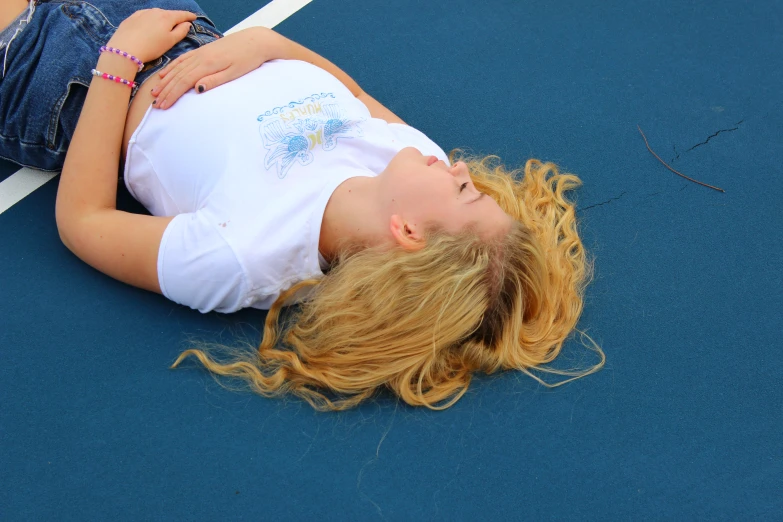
[258,93,364,178]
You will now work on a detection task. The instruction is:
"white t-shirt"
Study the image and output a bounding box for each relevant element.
[123,59,449,313]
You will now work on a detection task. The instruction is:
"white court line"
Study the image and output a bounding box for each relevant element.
[0,168,58,214]
[225,0,312,34]
[0,0,313,216]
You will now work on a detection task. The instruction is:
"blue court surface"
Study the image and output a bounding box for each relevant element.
[2,0,781,519]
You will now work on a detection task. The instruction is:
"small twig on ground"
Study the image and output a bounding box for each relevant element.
[637,125,725,193]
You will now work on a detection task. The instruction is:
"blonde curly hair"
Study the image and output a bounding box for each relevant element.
[172,152,604,410]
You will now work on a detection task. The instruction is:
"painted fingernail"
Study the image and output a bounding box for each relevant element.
[197,84,205,93]
[152,100,157,106]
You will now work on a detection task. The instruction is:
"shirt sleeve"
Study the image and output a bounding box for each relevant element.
[387,123,451,164]
[157,212,247,314]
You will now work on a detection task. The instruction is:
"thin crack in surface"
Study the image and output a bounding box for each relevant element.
[580,191,626,212]
[671,143,680,163]
[686,120,744,152]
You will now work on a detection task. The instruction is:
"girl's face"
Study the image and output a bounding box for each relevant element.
[379,147,513,241]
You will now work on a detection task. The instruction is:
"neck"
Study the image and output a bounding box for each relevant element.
[319,175,389,262]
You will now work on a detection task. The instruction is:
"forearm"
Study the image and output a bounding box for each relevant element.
[258,27,363,96]
[356,91,405,124]
[258,28,405,123]
[56,54,136,232]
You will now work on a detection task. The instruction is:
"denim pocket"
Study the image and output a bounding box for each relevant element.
[43,7,220,158]
[60,1,116,46]
[186,15,222,46]
[45,2,115,152]
[48,76,89,152]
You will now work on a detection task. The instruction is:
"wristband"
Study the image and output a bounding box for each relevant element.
[91,69,137,89]
[100,46,144,72]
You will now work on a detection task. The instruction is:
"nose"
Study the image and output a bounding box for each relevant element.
[449,161,470,179]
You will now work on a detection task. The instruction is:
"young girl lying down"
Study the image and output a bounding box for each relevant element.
[0,0,603,410]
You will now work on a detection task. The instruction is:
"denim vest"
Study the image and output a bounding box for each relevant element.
[0,0,222,172]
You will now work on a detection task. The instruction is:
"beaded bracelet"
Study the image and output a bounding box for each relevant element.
[91,69,137,89]
[99,46,144,72]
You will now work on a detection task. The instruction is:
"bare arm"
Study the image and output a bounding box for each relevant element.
[269,31,405,123]
[56,10,195,293]
[355,91,405,124]
[261,28,363,96]
[153,27,405,123]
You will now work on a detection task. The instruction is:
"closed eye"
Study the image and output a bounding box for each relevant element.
[459,182,469,193]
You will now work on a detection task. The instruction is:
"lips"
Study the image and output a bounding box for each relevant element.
[427,155,438,166]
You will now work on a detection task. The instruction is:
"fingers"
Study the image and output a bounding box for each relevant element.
[154,60,202,109]
[172,20,192,42]
[154,61,230,110]
[158,50,194,79]
[152,55,186,96]
[193,70,235,94]
[167,10,198,23]
[158,57,181,80]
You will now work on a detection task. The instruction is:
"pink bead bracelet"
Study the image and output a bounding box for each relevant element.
[91,69,137,89]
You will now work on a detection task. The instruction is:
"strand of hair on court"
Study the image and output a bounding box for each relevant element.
[637,125,725,193]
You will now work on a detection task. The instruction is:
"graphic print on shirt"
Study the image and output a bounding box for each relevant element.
[257,93,365,178]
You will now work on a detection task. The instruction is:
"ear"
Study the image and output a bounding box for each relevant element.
[389,214,425,252]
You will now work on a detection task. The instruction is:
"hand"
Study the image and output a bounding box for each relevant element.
[150,27,271,110]
[106,9,197,65]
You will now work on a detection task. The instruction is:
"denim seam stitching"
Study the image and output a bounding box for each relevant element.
[0,150,60,173]
[61,1,117,46]
[47,77,89,150]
